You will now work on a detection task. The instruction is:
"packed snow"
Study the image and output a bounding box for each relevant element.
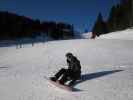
[98,28,133,40]
[81,32,92,39]
[0,29,133,100]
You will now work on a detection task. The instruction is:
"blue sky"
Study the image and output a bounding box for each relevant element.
[0,0,119,32]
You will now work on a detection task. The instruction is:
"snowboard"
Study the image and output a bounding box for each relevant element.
[48,79,73,92]
[44,76,81,92]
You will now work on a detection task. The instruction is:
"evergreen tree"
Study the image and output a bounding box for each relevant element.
[0,11,74,40]
[92,13,108,37]
[107,0,133,33]
[92,0,133,37]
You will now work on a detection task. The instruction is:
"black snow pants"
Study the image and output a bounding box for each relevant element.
[54,68,81,85]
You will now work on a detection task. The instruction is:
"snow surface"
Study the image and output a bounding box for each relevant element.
[0,29,133,100]
[81,32,92,39]
[98,28,133,40]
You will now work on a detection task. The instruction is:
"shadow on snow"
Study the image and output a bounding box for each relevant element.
[72,69,123,91]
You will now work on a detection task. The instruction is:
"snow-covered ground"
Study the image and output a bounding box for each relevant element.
[98,28,133,40]
[81,32,92,39]
[0,29,133,100]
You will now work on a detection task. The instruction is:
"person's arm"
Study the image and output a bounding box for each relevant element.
[67,59,71,69]
[71,60,81,72]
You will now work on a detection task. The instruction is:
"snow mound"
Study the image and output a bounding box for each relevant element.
[81,32,92,39]
[97,28,133,40]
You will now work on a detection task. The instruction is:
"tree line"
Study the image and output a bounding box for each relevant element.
[0,11,74,40]
[92,0,133,38]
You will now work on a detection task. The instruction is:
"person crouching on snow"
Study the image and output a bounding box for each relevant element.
[50,52,81,86]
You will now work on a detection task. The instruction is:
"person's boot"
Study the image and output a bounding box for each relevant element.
[69,80,76,86]
[59,80,65,85]
[50,77,57,82]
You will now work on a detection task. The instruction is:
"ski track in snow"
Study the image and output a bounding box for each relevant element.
[0,29,133,100]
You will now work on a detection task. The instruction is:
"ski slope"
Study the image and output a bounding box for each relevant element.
[98,28,133,40]
[0,29,133,100]
[81,32,92,39]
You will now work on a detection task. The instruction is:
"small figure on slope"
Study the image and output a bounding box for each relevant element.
[50,53,81,86]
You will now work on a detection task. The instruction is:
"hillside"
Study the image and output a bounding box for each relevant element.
[0,29,133,100]
[97,28,133,40]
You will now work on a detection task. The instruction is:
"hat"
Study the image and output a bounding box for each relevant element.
[65,52,73,58]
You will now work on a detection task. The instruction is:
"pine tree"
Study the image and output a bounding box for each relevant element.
[92,13,108,37]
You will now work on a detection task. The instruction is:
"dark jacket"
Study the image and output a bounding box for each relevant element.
[67,56,81,79]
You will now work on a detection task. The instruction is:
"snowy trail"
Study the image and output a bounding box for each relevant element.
[0,29,133,100]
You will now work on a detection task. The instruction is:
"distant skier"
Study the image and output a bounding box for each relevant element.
[50,53,81,86]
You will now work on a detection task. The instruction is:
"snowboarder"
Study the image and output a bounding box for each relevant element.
[50,52,81,86]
